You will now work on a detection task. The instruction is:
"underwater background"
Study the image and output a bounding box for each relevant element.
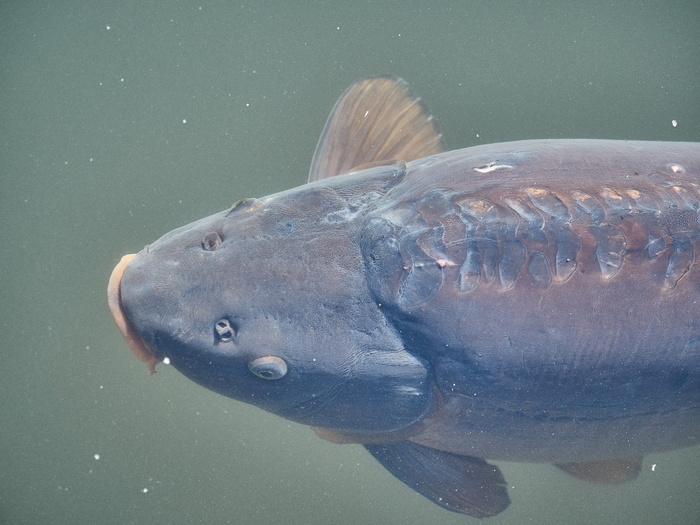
[1,1,699,523]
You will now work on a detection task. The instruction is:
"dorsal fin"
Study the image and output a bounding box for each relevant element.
[308,76,443,182]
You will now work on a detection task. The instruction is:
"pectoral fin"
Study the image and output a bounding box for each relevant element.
[555,456,642,484]
[308,76,443,182]
[364,441,510,518]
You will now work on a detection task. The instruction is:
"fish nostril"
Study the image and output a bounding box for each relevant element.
[215,319,235,342]
[202,232,223,251]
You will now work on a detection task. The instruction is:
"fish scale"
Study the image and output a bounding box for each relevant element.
[109,76,700,518]
[365,173,700,307]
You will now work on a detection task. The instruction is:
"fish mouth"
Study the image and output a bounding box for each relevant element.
[107,253,162,374]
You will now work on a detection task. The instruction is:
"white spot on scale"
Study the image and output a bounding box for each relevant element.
[473,163,514,174]
[436,258,456,268]
[394,386,423,396]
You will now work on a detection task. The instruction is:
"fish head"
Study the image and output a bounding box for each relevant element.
[108,165,436,436]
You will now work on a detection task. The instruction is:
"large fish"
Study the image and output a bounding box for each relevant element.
[108,76,700,518]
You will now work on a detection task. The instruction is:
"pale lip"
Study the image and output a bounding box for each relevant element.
[107,253,162,374]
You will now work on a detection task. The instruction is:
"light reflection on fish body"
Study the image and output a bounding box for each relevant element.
[108,76,700,518]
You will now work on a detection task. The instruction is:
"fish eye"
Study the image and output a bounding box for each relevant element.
[248,356,288,380]
[202,231,223,251]
[215,319,236,342]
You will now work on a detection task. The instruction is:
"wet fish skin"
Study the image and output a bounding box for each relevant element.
[118,139,700,462]
[108,76,700,518]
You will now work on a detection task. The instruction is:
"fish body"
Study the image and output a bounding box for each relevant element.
[108,77,700,517]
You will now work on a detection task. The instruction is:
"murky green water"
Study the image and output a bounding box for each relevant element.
[1,1,698,524]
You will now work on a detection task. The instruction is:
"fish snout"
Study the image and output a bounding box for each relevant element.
[107,253,162,374]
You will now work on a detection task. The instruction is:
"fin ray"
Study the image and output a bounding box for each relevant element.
[365,441,510,518]
[555,456,643,484]
[308,76,443,182]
